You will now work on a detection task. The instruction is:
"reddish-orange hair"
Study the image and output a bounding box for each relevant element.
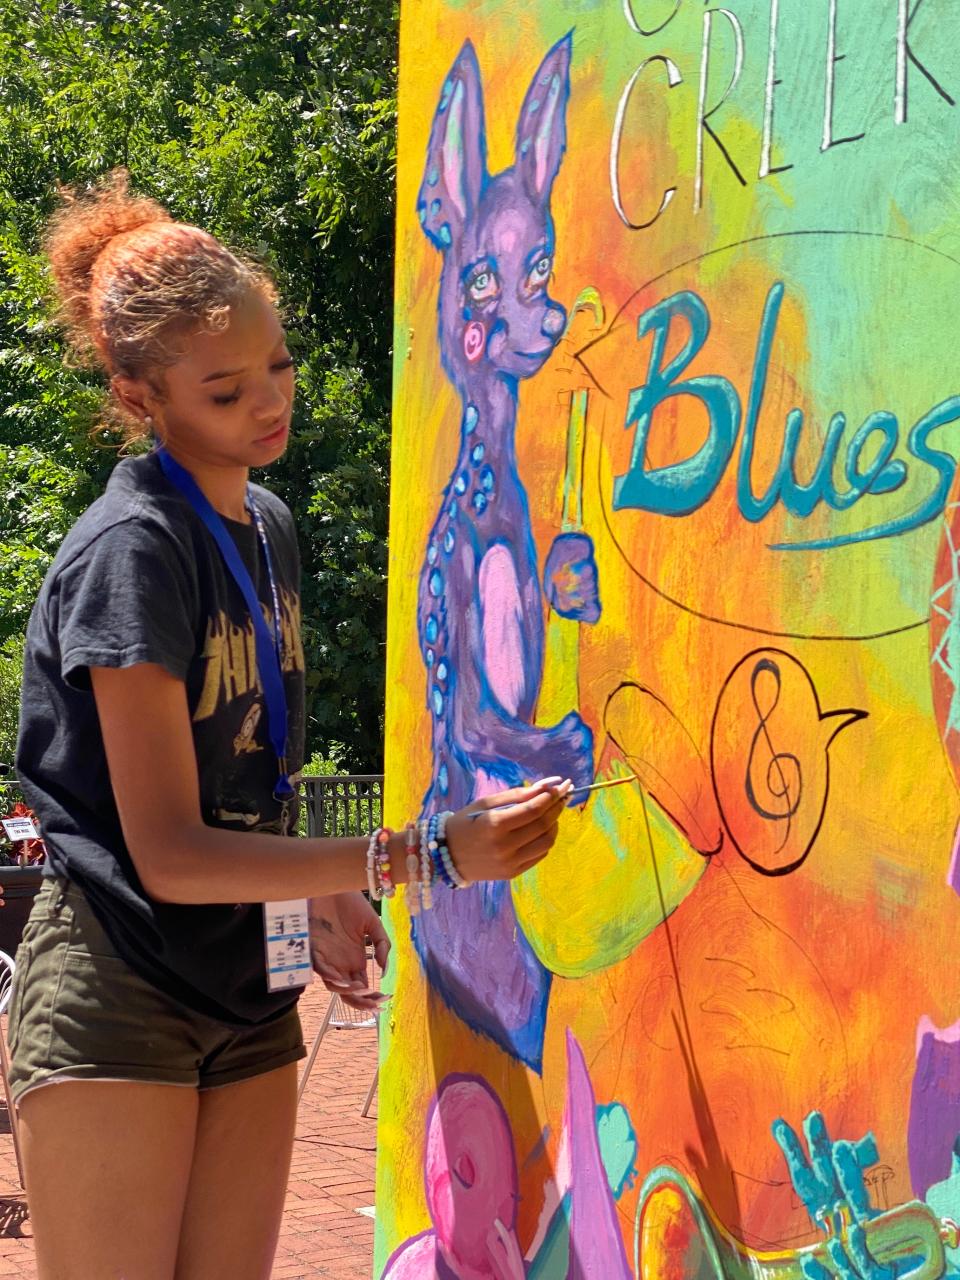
[43,169,277,442]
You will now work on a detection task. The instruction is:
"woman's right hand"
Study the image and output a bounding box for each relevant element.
[443,777,574,884]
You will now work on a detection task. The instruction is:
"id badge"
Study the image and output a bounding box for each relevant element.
[263,899,313,992]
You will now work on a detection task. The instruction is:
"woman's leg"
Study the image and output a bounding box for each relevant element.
[174,1062,298,1280]
[19,1080,200,1280]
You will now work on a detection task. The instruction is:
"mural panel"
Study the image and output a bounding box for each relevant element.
[380,2,960,1275]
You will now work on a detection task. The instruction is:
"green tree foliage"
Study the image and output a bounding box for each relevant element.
[0,0,397,768]
[0,635,25,776]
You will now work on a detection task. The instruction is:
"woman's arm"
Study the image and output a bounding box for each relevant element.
[91,663,568,904]
[91,663,377,902]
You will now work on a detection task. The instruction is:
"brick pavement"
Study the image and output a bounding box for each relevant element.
[0,980,379,1278]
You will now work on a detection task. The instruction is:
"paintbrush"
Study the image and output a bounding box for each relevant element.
[569,772,639,798]
[468,772,639,818]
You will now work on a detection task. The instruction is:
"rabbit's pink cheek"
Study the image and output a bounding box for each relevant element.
[464,321,486,362]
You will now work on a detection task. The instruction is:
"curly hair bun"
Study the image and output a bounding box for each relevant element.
[43,168,172,349]
[41,168,278,446]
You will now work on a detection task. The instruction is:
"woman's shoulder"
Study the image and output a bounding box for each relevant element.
[248,481,296,540]
[248,480,293,520]
[49,453,197,581]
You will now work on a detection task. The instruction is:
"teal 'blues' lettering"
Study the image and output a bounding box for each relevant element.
[737,281,783,522]
[842,413,907,502]
[612,291,739,516]
[774,396,960,550]
[614,283,960,550]
[780,411,848,519]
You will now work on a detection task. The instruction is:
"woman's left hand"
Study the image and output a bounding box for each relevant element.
[307,892,390,1012]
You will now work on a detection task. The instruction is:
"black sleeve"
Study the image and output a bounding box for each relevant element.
[56,517,199,690]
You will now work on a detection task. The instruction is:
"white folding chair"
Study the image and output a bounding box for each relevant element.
[0,951,25,1188]
[298,949,380,1117]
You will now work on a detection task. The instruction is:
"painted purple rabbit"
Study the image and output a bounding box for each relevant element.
[411,34,594,1070]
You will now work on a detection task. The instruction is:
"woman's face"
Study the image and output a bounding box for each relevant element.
[128,288,296,470]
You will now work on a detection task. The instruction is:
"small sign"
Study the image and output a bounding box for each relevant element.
[263,898,313,992]
[2,817,38,842]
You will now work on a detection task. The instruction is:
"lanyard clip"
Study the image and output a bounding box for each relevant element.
[273,759,296,803]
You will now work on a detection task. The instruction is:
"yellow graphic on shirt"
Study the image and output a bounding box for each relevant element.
[212,766,304,832]
[193,588,304,723]
[214,807,261,827]
[233,703,263,755]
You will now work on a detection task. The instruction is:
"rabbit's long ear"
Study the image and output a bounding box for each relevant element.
[515,33,572,205]
[418,41,487,251]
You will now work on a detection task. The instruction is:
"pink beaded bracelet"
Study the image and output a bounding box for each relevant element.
[375,827,396,899]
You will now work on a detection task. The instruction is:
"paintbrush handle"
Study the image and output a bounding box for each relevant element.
[468,773,637,818]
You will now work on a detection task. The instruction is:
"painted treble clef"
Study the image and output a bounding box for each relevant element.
[713,647,865,877]
[744,657,802,856]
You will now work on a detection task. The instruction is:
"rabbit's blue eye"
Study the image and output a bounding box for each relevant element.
[469,269,500,302]
[528,256,552,289]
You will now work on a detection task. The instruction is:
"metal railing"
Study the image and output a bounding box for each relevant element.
[301,774,384,839]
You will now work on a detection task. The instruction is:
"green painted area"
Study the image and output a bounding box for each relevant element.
[527,1193,571,1279]
[513,779,707,978]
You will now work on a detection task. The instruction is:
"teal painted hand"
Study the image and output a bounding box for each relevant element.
[772,1111,893,1280]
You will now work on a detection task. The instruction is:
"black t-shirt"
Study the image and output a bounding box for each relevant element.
[15,451,306,1027]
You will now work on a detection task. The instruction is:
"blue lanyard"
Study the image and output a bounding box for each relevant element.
[155,447,295,801]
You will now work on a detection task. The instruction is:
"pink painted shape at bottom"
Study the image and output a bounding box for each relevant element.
[564,1030,633,1280]
[380,1230,439,1279]
[382,1075,525,1280]
[424,1078,519,1270]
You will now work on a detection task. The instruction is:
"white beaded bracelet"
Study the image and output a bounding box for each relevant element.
[437,810,470,889]
[418,819,434,910]
[366,830,383,902]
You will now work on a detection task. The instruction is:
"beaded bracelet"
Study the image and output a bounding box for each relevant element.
[437,810,470,889]
[425,814,439,884]
[375,826,396,899]
[404,822,420,917]
[418,818,434,910]
[432,812,453,888]
[427,814,450,889]
[363,820,446,913]
[428,813,459,890]
[366,830,383,902]
[365,827,395,900]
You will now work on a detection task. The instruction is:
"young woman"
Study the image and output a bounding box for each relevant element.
[10,171,571,1280]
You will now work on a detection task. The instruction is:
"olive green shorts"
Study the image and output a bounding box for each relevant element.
[7,879,305,1105]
